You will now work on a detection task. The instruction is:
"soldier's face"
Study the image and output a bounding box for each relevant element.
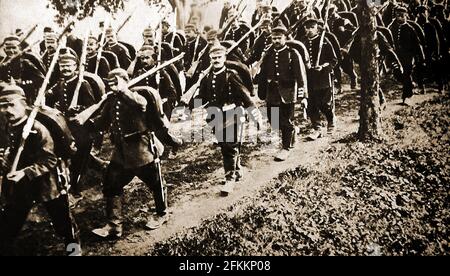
[396,12,408,24]
[106,33,117,45]
[4,42,20,57]
[305,24,319,38]
[87,38,98,55]
[210,53,226,69]
[0,98,27,125]
[45,40,58,54]
[143,32,155,45]
[59,61,77,78]
[162,24,169,34]
[207,37,219,46]
[186,29,196,39]
[271,33,286,48]
[140,50,156,67]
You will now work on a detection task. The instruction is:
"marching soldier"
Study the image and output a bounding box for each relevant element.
[388,6,425,104]
[0,84,80,256]
[299,17,338,140]
[132,46,178,120]
[46,48,96,199]
[90,69,181,238]
[0,35,45,105]
[104,26,132,70]
[197,44,260,195]
[416,4,443,93]
[223,7,254,56]
[183,23,208,72]
[258,21,308,161]
[162,20,184,59]
[42,32,61,86]
[245,17,273,67]
[85,33,111,81]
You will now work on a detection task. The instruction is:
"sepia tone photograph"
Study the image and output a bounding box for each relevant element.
[0,0,448,259]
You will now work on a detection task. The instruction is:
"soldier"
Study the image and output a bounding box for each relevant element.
[104,26,132,70]
[245,17,273,67]
[0,84,80,256]
[197,44,259,195]
[327,4,358,89]
[90,69,181,238]
[300,18,338,140]
[85,33,111,81]
[162,20,184,59]
[388,6,425,104]
[39,26,55,56]
[416,5,443,93]
[0,35,45,105]
[46,48,96,200]
[223,7,254,56]
[258,21,308,161]
[132,46,178,120]
[42,32,61,86]
[183,23,208,72]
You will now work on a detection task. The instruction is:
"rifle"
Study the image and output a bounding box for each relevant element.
[9,42,64,174]
[69,31,90,110]
[116,7,138,34]
[0,24,38,49]
[219,3,248,40]
[0,40,42,67]
[149,132,166,208]
[316,0,330,67]
[95,18,109,75]
[74,53,185,125]
[186,43,208,78]
[182,18,263,104]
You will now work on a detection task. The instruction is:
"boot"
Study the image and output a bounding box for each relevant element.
[145,212,170,230]
[92,196,123,239]
[274,149,290,162]
[220,179,235,196]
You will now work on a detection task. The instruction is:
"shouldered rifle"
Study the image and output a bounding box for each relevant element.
[9,42,64,174]
[186,43,208,77]
[74,53,185,125]
[149,132,166,208]
[69,31,90,110]
[117,7,138,34]
[219,3,248,40]
[316,0,330,68]
[0,24,38,49]
[182,17,265,105]
[95,18,109,75]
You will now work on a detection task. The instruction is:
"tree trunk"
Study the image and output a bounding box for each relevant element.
[357,0,382,141]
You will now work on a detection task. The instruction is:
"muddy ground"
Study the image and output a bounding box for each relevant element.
[8,78,450,256]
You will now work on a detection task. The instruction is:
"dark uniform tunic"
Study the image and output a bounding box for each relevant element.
[104,43,131,70]
[224,22,253,56]
[85,54,111,82]
[198,66,255,180]
[258,44,308,149]
[300,35,338,130]
[389,21,425,100]
[0,120,79,254]
[0,58,44,104]
[184,35,208,71]
[46,75,96,195]
[245,31,272,66]
[90,87,176,215]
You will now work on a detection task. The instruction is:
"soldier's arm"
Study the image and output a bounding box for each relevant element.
[230,72,255,108]
[160,70,178,102]
[290,49,308,99]
[321,42,338,71]
[257,55,268,100]
[79,81,96,108]
[22,123,58,181]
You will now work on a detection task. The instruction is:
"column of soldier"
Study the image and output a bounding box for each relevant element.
[0,0,448,256]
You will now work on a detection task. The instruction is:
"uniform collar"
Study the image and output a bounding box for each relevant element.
[274,45,287,53]
[212,66,226,75]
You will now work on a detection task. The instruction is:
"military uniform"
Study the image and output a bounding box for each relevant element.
[245,30,272,66]
[46,49,96,196]
[0,36,44,105]
[197,48,256,183]
[91,69,181,237]
[388,8,425,101]
[224,22,254,56]
[184,33,208,72]
[0,86,79,255]
[85,54,111,82]
[300,20,338,134]
[258,23,308,156]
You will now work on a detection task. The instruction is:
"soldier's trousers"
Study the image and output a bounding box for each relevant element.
[70,143,92,195]
[308,88,336,130]
[267,103,296,150]
[103,161,166,216]
[341,53,357,85]
[399,56,415,100]
[218,142,241,180]
[0,195,79,255]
